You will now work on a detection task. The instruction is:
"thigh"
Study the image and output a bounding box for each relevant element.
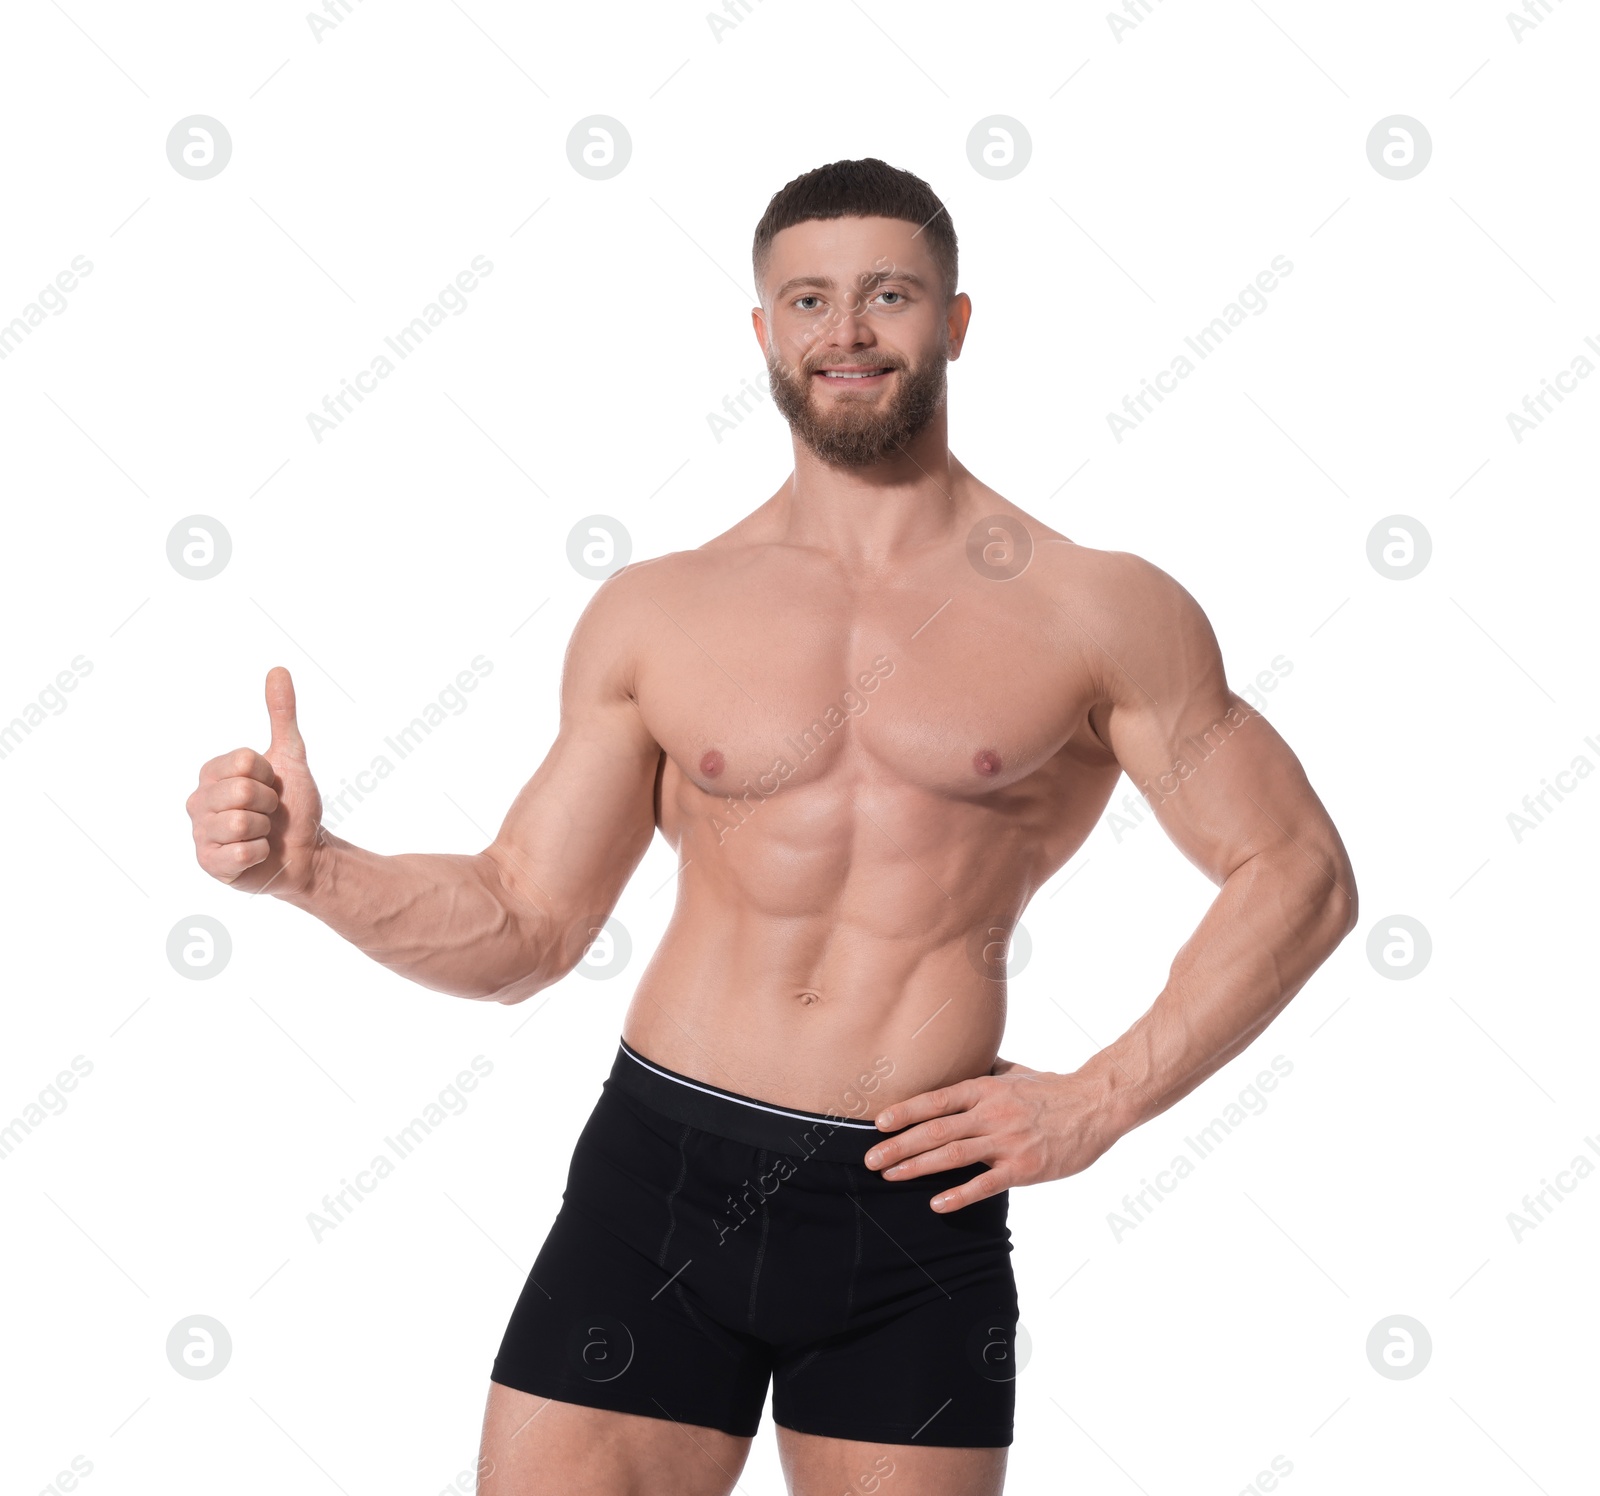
[479,1380,753,1496]
[776,1426,1006,1496]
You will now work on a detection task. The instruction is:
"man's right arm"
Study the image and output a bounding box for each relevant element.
[186,569,663,1004]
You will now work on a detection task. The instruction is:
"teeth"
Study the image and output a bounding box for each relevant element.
[823,369,886,378]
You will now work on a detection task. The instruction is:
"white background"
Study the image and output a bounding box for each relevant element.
[2,1,1596,1492]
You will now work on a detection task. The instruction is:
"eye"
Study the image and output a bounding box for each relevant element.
[875,290,905,305]
[794,294,822,311]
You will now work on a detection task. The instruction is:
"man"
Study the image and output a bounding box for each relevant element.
[186,158,1357,1495]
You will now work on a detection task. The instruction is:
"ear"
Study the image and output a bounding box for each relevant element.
[751,302,769,357]
[945,291,973,360]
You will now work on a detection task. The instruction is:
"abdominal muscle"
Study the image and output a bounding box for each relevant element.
[618,768,1060,1120]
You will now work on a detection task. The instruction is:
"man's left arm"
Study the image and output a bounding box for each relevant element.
[864,552,1359,1210]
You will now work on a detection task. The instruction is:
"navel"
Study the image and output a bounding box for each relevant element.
[973,748,1003,777]
[699,748,725,778]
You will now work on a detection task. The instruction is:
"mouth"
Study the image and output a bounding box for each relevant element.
[813,364,895,385]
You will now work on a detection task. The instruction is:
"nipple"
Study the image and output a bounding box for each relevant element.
[700,749,725,778]
[973,748,1003,776]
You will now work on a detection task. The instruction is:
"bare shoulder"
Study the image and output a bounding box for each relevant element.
[1018,527,1226,705]
[563,536,756,693]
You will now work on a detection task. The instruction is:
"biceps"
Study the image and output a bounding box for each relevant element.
[485,697,661,927]
[1109,689,1326,883]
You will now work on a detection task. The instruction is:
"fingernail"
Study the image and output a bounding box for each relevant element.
[865,1151,881,1167]
[932,1195,948,1209]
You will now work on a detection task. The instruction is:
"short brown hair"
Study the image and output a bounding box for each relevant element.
[752,157,958,303]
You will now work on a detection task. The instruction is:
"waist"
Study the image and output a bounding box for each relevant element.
[608,1037,907,1159]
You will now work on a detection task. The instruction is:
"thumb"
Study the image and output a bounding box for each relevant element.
[264,665,307,760]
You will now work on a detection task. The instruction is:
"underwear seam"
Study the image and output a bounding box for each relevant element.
[746,1150,770,1332]
[618,1041,879,1131]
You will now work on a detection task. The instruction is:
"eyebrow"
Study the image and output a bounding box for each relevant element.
[772,269,926,301]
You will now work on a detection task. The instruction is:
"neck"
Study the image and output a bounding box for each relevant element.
[777,411,975,564]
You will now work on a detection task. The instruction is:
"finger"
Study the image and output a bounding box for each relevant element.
[190,775,280,820]
[199,746,275,788]
[202,836,269,881]
[881,1134,988,1181]
[264,665,306,760]
[931,1165,1011,1213]
[202,807,274,846]
[864,1109,984,1171]
[872,1079,984,1133]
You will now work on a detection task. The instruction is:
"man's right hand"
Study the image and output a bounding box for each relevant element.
[187,665,324,897]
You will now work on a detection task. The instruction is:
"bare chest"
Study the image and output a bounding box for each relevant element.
[635,579,1102,806]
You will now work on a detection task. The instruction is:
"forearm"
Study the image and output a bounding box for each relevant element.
[277,831,554,1003]
[1077,847,1357,1143]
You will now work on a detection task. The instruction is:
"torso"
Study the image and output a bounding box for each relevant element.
[619,480,1126,1118]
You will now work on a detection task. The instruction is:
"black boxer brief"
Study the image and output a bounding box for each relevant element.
[490,1038,1021,1447]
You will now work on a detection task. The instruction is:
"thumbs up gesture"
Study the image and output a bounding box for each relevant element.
[187,666,325,896]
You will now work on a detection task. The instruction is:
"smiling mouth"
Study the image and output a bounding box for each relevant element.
[814,365,894,381]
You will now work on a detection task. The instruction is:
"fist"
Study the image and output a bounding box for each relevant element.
[187,665,324,896]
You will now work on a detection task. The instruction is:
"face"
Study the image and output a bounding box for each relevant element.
[753,215,970,468]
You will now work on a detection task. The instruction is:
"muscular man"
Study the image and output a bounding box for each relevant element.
[186,158,1357,1495]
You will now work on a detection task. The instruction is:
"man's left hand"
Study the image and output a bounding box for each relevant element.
[862,1057,1121,1212]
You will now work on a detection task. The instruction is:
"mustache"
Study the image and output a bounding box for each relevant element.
[770,352,908,378]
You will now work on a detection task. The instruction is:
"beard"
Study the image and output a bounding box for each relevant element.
[766,344,947,468]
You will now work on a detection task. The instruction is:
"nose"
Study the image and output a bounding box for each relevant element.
[812,291,875,357]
